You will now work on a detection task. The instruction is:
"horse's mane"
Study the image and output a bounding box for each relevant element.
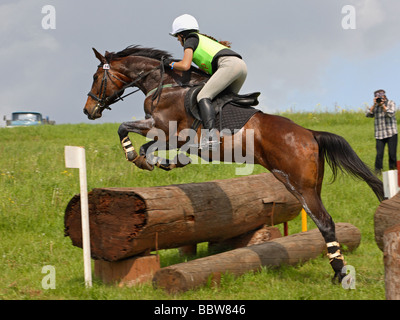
[105,45,173,62]
[105,45,209,79]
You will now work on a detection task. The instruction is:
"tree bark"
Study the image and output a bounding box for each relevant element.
[374,191,400,251]
[64,173,302,261]
[383,224,400,300]
[153,223,361,293]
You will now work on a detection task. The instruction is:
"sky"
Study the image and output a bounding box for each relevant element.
[1,0,400,125]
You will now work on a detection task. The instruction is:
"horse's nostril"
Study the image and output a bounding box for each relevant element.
[83,108,88,115]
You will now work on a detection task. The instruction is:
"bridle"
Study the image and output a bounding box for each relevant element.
[86,57,166,118]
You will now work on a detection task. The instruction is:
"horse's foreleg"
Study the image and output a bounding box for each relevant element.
[118,119,190,171]
[118,118,155,171]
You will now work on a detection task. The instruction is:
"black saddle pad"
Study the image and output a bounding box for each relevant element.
[215,104,260,133]
[184,86,261,133]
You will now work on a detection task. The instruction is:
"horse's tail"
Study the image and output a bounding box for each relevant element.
[312,130,385,202]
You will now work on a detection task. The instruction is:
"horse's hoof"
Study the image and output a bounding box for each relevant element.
[126,150,138,162]
[331,271,346,285]
[121,137,138,162]
[155,154,192,171]
[157,163,174,171]
[133,156,154,171]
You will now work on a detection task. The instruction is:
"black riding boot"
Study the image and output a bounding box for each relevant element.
[198,98,216,130]
[198,98,219,150]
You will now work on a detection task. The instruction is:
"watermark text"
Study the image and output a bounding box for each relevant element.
[41,5,56,30]
[145,122,255,175]
[41,265,56,289]
[341,5,356,30]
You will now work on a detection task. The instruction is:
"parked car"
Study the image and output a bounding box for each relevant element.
[3,112,55,127]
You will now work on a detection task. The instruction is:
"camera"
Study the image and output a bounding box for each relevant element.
[376,98,382,103]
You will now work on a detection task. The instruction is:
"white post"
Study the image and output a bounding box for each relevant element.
[64,146,92,288]
[382,170,400,199]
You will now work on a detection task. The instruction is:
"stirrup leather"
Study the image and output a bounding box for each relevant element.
[199,129,220,150]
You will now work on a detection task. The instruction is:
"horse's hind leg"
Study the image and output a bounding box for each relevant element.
[301,190,346,283]
[137,140,191,171]
[271,169,346,283]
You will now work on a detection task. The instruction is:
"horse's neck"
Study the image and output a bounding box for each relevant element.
[117,57,160,95]
[122,56,207,93]
[169,67,209,87]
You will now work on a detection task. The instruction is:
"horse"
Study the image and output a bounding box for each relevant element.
[83,45,384,283]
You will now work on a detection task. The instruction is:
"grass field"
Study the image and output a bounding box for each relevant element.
[0,110,397,300]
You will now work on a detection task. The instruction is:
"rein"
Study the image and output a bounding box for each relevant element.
[87,57,167,116]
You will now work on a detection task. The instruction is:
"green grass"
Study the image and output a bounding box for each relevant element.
[0,110,396,300]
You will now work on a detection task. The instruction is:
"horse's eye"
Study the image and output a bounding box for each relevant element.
[93,75,98,81]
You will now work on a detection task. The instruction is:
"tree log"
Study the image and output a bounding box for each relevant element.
[179,226,282,256]
[208,226,282,253]
[383,224,400,300]
[153,223,361,293]
[374,191,400,251]
[64,173,301,261]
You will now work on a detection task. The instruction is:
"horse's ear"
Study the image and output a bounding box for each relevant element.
[92,48,107,64]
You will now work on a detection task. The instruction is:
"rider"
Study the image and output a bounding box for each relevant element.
[168,14,247,149]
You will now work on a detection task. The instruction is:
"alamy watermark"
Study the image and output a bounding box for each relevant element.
[36,4,357,292]
[341,5,356,30]
[39,264,354,290]
[41,5,56,30]
[41,5,356,31]
[41,265,56,289]
[145,121,255,175]
[341,265,356,290]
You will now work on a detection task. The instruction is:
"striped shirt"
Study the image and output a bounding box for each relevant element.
[366,100,398,139]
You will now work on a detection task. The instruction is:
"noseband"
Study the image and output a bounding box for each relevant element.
[87,58,166,118]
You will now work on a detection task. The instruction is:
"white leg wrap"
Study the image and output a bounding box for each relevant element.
[121,137,138,162]
[122,141,132,147]
[326,241,340,248]
[326,241,344,263]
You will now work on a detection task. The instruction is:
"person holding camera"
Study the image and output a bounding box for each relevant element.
[366,89,398,174]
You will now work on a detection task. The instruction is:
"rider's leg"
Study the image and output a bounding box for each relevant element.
[197,98,218,150]
[196,56,247,102]
[198,98,216,130]
[196,57,247,149]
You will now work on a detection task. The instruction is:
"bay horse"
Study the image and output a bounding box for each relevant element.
[83,45,384,283]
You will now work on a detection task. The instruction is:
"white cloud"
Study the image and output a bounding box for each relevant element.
[356,0,385,30]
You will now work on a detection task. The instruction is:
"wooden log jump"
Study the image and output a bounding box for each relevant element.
[64,173,302,261]
[383,224,400,300]
[94,254,160,287]
[374,191,400,299]
[153,223,361,293]
[374,191,400,251]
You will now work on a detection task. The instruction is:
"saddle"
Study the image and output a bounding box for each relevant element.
[184,85,261,132]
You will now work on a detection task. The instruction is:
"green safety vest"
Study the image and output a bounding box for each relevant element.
[191,33,228,75]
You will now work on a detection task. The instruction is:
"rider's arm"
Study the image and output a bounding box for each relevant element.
[170,48,193,71]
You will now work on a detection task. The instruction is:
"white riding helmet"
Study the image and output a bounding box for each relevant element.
[170,14,199,36]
